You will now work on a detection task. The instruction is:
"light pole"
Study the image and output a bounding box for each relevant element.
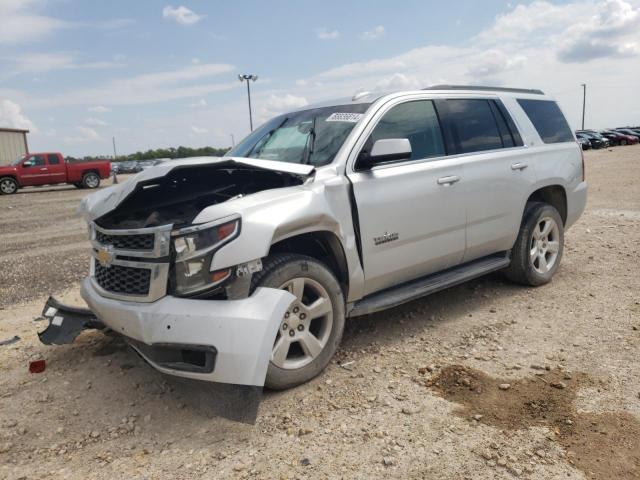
[238,74,258,131]
[580,83,586,130]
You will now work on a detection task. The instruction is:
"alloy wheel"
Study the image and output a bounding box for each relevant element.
[529,216,560,274]
[271,277,334,370]
[0,179,17,194]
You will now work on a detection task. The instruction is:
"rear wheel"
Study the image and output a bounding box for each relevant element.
[621,139,627,146]
[504,202,564,286]
[251,254,345,390]
[0,177,18,195]
[82,172,100,189]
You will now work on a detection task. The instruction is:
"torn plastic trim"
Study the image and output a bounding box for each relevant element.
[79,277,296,386]
[39,297,105,345]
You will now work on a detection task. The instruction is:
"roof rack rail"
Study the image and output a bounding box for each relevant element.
[423,85,544,95]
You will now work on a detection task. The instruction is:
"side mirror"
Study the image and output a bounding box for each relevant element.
[357,139,412,170]
[23,160,33,168]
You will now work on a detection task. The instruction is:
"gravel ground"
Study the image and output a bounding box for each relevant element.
[0,149,639,480]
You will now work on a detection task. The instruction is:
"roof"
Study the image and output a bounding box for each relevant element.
[0,127,29,134]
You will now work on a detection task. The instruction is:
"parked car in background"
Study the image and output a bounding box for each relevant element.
[600,130,638,146]
[577,136,591,150]
[0,152,110,194]
[116,160,142,174]
[576,132,607,149]
[614,128,640,141]
[576,130,610,148]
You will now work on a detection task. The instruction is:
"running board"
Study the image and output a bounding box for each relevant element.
[348,253,510,317]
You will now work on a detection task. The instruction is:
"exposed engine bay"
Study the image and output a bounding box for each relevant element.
[96,162,308,229]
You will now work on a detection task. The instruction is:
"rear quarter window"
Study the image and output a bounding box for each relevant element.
[517,99,574,144]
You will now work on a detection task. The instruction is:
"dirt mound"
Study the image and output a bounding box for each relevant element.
[428,365,640,480]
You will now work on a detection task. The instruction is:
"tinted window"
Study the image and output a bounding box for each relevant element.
[517,99,573,143]
[47,154,60,165]
[445,99,503,154]
[27,155,45,166]
[369,100,445,161]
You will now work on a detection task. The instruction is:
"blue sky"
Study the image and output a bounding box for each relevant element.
[1,0,639,157]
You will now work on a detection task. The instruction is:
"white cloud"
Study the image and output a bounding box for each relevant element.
[189,98,208,107]
[0,99,36,131]
[558,0,640,62]
[162,5,203,25]
[374,73,423,91]
[0,0,68,45]
[85,117,109,127]
[360,25,385,40]
[4,52,125,74]
[466,50,527,78]
[317,28,340,40]
[62,126,100,144]
[26,63,236,108]
[191,126,208,134]
[257,94,308,123]
[88,106,110,113]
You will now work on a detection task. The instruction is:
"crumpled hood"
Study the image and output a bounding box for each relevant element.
[78,156,315,223]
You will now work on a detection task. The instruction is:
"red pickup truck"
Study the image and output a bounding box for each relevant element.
[0,152,111,195]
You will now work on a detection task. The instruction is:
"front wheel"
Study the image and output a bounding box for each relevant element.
[0,177,18,195]
[251,254,345,390]
[504,202,564,286]
[82,172,100,189]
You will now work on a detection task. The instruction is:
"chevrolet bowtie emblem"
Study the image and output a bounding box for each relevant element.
[96,246,115,267]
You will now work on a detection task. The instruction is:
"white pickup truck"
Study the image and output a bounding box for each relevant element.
[40,85,587,391]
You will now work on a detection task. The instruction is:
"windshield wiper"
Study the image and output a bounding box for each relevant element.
[302,117,317,165]
[247,117,289,158]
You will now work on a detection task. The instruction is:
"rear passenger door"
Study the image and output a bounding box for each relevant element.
[347,98,467,296]
[44,154,66,184]
[436,98,535,262]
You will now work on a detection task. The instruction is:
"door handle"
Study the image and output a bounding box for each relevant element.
[40,168,48,171]
[511,162,528,171]
[437,175,460,185]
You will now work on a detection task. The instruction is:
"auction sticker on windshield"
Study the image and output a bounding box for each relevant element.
[326,113,364,123]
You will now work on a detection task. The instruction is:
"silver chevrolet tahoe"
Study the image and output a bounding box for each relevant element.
[40,85,587,390]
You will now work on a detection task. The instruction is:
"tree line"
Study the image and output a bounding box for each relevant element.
[65,145,231,163]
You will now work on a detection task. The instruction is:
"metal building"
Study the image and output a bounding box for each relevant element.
[0,127,29,165]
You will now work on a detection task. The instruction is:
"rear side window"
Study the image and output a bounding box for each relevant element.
[444,99,503,154]
[517,99,573,143]
[369,100,445,161]
[47,154,60,165]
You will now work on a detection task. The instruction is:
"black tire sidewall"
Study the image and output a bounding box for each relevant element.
[82,172,100,188]
[0,177,18,195]
[507,203,564,286]
[252,254,345,390]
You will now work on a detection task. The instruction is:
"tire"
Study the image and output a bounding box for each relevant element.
[82,172,100,189]
[0,177,18,195]
[73,182,84,188]
[250,253,345,390]
[504,202,564,286]
[621,140,627,146]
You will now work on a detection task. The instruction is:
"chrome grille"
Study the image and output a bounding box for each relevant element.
[94,263,151,295]
[95,231,154,251]
[90,223,172,302]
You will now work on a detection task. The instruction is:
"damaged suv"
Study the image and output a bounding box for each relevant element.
[41,86,587,390]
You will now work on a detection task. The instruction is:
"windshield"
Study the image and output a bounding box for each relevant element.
[10,155,25,166]
[227,103,371,166]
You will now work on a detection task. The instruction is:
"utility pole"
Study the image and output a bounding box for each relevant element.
[112,136,118,160]
[230,134,235,147]
[238,74,258,131]
[580,83,586,130]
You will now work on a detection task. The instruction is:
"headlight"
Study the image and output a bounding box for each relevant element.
[170,216,240,296]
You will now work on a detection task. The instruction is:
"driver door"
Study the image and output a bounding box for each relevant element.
[347,99,467,296]
[17,154,48,186]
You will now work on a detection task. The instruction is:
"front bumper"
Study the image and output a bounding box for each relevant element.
[42,277,295,387]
